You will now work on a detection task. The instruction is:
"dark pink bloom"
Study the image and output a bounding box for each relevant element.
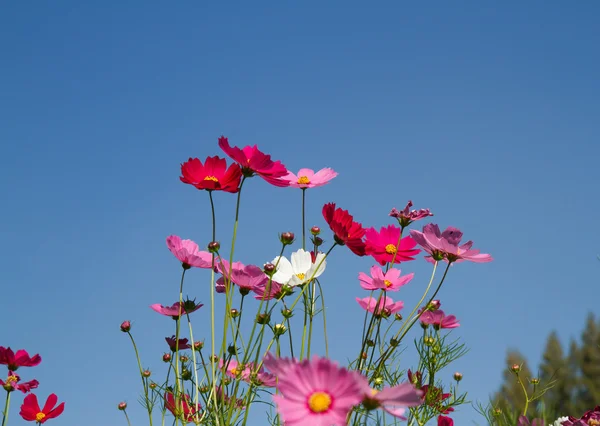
[150,301,203,319]
[562,406,600,425]
[180,156,241,193]
[356,375,422,419]
[365,225,420,266]
[0,347,41,371]
[358,265,414,292]
[252,280,284,300]
[166,235,213,269]
[19,393,65,423]
[390,200,433,228]
[216,260,269,293]
[165,336,191,352]
[438,415,454,426]
[322,203,367,256]
[219,359,277,388]
[518,416,544,426]
[356,296,404,318]
[0,371,39,393]
[283,168,338,188]
[164,391,201,423]
[218,136,289,187]
[420,310,460,329]
[410,224,492,264]
[421,385,453,413]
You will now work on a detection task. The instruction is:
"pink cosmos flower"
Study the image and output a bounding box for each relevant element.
[410,224,493,264]
[252,280,284,300]
[438,415,454,426]
[263,354,363,426]
[0,347,41,371]
[150,301,203,319]
[365,225,420,266]
[356,296,404,318]
[218,136,290,187]
[358,265,414,292]
[164,391,201,423]
[561,406,600,425]
[165,336,191,352]
[517,416,544,426]
[166,236,213,269]
[0,371,39,393]
[219,359,277,387]
[390,200,433,228]
[356,375,422,419]
[283,168,338,189]
[216,260,269,293]
[180,156,242,193]
[420,310,460,329]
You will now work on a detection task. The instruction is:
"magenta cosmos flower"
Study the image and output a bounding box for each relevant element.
[252,280,284,300]
[562,406,600,425]
[0,347,41,371]
[19,393,65,424]
[410,223,492,264]
[438,415,454,426]
[390,200,433,228]
[356,296,404,318]
[219,359,277,387]
[150,301,203,319]
[283,168,338,188]
[356,376,422,420]
[216,260,269,294]
[365,225,420,266]
[218,136,289,187]
[263,353,363,426]
[180,156,241,193]
[358,265,414,292]
[0,371,39,393]
[166,235,213,269]
[420,310,460,329]
[164,391,201,423]
[165,336,191,352]
[322,203,367,256]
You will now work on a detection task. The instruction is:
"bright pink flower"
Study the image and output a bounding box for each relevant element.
[216,260,269,293]
[517,416,544,426]
[150,301,203,319]
[218,136,289,187]
[358,265,414,292]
[322,203,366,256]
[357,375,422,419]
[252,280,284,300]
[165,336,191,352]
[365,225,420,265]
[420,310,460,329]
[0,371,39,393]
[562,405,600,425]
[164,391,201,423]
[410,224,493,264]
[390,200,433,228]
[356,296,404,318]
[421,385,453,413]
[0,347,41,371]
[180,156,241,193]
[166,235,213,269]
[263,354,363,426]
[19,393,65,423]
[438,415,454,426]
[283,168,338,189]
[219,359,277,387]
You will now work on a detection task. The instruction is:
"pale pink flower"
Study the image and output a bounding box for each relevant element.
[356,375,423,419]
[410,224,492,264]
[150,301,203,318]
[283,168,338,189]
[420,310,460,329]
[166,235,213,269]
[358,265,414,292]
[216,260,269,293]
[390,200,433,228]
[356,296,404,317]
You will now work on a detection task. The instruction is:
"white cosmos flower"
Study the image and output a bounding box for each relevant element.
[271,248,326,287]
[553,417,569,426]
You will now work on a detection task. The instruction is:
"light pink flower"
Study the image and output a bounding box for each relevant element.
[216,260,269,293]
[166,236,213,269]
[150,301,203,319]
[390,200,433,228]
[356,375,423,419]
[356,296,404,317]
[420,310,460,329]
[263,354,363,426]
[410,224,492,264]
[283,168,338,189]
[358,265,414,292]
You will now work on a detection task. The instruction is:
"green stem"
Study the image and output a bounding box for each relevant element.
[2,391,11,426]
[122,410,132,426]
[316,279,329,357]
[127,331,153,426]
[301,188,306,250]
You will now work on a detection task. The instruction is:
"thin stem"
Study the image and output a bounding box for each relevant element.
[127,331,153,426]
[122,410,132,426]
[316,279,329,357]
[2,391,11,426]
[301,188,306,250]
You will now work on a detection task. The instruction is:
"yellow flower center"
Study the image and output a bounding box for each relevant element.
[204,175,219,182]
[308,391,332,413]
[6,376,17,384]
[384,280,392,288]
[589,420,600,426]
[385,244,397,254]
[36,413,46,422]
[370,389,379,397]
[296,272,306,281]
[297,176,310,185]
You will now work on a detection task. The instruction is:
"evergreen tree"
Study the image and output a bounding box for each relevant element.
[493,350,535,417]
[539,331,574,417]
[575,314,600,413]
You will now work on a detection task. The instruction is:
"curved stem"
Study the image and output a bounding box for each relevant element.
[127,331,153,426]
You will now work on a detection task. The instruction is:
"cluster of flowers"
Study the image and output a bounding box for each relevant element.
[0,347,64,425]
[518,408,600,426]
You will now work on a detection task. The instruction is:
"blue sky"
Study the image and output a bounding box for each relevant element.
[1,2,599,425]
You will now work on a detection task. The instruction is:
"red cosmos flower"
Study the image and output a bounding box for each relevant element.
[438,415,454,426]
[0,347,41,371]
[180,156,241,193]
[165,336,191,352]
[421,385,453,414]
[0,371,39,393]
[164,391,201,423]
[20,393,65,423]
[365,225,420,266]
[322,203,366,256]
[218,136,289,187]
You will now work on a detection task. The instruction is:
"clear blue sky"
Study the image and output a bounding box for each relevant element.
[1,2,599,425]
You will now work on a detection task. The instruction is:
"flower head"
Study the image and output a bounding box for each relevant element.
[358,265,414,292]
[410,224,492,264]
[165,336,191,352]
[150,301,203,319]
[357,376,422,420]
[283,168,338,189]
[252,280,284,301]
[0,371,39,393]
[0,347,41,371]
[164,391,201,423]
[166,236,213,269]
[19,393,65,423]
[216,260,269,292]
[365,225,420,265]
[218,136,289,187]
[180,156,242,193]
[518,416,545,426]
[390,201,433,228]
[322,203,366,256]
[438,415,454,426]
[271,249,326,287]
[561,406,600,425]
[420,310,460,329]
[356,296,404,318]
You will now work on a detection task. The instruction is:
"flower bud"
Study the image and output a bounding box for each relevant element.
[394,313,403,321]
[366,339,375,347]
[181,368,192,381]
[199,386,210,394]
[390,338,400,347]
[223,378,232,386]
[118,402,127,411]
[281,308,293,319]
[149,382,157,390]
[361,352,368,359]
[373,377,384,386]
[453,372,463,382]
[210,355,219,363]
[312,236,323,247]
[427,300,441,311]
[493,408,502,417]
[310,226,321,235]
[282,285,294,297]
[423,336,435,347]
[239,287,250,296]
[432,344,441,354]
[263,263,276,276]
[230,308,240,318]
[511,364,521,373]
[120,321,131,332]
[180,355,189,363]
[530,377,540,385]
[256,312,271,325]
[142,370,151,378]
[194,341,204,351]
[273,324,287,336]
[208,241,220,253]
[227,345,237,356]
[162,353,172,363]
[280,232,295,245]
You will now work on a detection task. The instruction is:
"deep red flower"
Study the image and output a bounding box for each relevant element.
[180,156,241,193]
[0,371,39,393]
[165,336,191,352]
[0,347,41,371]
[322,203,366,256]
[164,391,201,423]
[438,415,454,426]
[421,385,453,414]
[365,225,420,265]
[19,393,65,423]
[218,136,289,187]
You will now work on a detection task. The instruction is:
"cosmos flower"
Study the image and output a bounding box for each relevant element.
[271,248,326,287]
[357,376,422,420]
[356,296,404,318]
[358,265,414,292]
[365,225,420,266]
[216,260,269,293]
[150,301,203,319]
[19,393,65,424]
[164,391,201,423]
[0,347,41,371]
[389,200,433,228]
[420,310,460,329]
[283,168,338,189]
[0,371,39,393]
[410,224,492,264]
[322,203,366,256]
[180,156,241,193]
[166,236,213,269]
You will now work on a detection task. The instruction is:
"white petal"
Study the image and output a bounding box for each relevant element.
[308,253,327,279]
[271,256,293,284]
[290,249,311,274]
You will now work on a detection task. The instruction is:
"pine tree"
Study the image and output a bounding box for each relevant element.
[575,314,600,413]
[493,350,535,417]
[538,331,574,417]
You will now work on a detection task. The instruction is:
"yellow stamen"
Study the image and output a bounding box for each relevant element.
[370,389,379,397]
[6,376,17,384]
[384,244,397,254]
[204,175,219,182]
[296,273,306,281]
[384,280,392,288]
[297,176,310,185]
[308,391,332,413]
[589,420,600,426]
[36,413,46,422]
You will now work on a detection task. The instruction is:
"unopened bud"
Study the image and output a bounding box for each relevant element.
[373,377,384,386]
[180,355,188,363]
[256,312,271,325]
[162,353,172,363]
[361,352,368,359]
[223,377,232,386]
[428,300,441,311]
[432,344,441,354]
[394,313,403,321]
[281,308,293,319]
[194,341,204,351]
[453,372,463,382]
[227,345,237,355]
[423,336,435,347]
[149,382,157,390]
[310,226,321,235]
[230,308,240,318]
[493,408,502,417]
[390,338,400,347]
[366,339,375,347]
[181,368,192,381]
[199,386,210,393]
[118,402,127,411]
[273,324,287,336]
[120,321,131,332]
[282,285,294,296]
[312,236,323,247]
[511,364,521,373]
[210,355,219,363]
[280,232,295,245]
[208,241,220,253]
[263,263,276,275]
[142,370,151,378]
[530,377,540,385]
